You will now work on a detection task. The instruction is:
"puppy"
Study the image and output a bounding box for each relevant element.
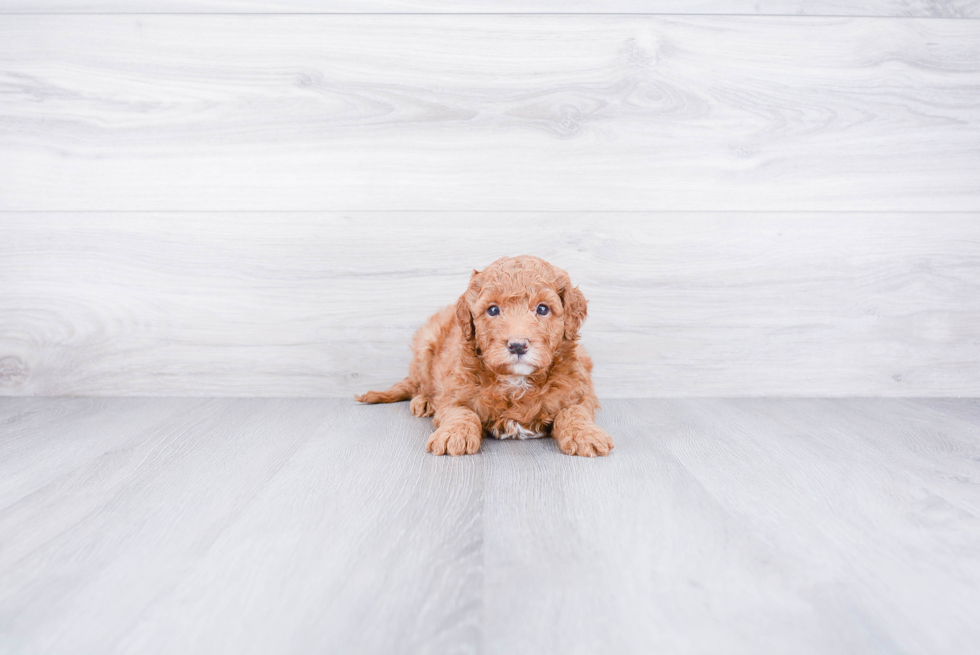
[356,256,614,457]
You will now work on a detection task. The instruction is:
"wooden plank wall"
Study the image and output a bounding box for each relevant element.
[1,4,978,397]
[1,2,978,16]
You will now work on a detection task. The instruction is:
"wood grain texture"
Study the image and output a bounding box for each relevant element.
[2,1,978,16]
[1,397,978,653]
[1,15,979,212]
[482,397,980,654]
[0,398,481,654]
[2,212,978,398]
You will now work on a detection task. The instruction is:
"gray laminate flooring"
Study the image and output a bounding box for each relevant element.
[1,398,978,654]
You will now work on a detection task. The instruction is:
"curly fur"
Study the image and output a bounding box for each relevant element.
[356,256,614,457]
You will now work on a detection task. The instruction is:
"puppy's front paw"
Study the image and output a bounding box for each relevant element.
[556,425,614,457]
[427,424,481,456]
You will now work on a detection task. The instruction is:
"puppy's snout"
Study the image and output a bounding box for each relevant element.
[507,339,529,356]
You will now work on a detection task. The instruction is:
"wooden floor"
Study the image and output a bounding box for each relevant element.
[1,398,978,654]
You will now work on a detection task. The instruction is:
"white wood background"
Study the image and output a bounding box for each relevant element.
[1,1,978,16]
[2,16,979,212]
[2,213,977,397]
[1,6,978,397]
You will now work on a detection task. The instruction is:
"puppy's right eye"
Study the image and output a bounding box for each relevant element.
[486,305,500,317]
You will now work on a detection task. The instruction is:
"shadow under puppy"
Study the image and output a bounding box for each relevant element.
[356,256,614,457]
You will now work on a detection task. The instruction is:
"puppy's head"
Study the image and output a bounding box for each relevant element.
[455,256,587,376]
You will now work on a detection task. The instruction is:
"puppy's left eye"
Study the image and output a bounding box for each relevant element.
[536,304,550,316]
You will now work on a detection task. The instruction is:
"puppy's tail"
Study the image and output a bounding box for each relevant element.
[355,377,415,404]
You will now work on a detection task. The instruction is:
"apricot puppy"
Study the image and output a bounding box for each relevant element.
[356,256,614,457]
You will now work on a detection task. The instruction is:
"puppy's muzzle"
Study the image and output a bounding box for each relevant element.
[507,339,529,356]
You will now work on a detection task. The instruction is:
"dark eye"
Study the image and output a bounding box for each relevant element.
[486,305,500,317]
[536,304,549,316]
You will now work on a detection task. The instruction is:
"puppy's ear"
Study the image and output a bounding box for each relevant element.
[558,273,588,341]
[455,294,474,340]
[455,269,481,341]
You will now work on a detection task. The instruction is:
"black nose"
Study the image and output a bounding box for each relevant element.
[507,340,529,356]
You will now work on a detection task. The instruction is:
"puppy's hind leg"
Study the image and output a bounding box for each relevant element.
[355,377,415,404]
[410,395,435,417]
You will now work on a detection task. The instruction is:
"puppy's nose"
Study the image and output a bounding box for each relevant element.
[507,339,529,356]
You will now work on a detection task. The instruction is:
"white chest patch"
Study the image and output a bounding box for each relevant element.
[491,420,546,440]
[503,375,532,398]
